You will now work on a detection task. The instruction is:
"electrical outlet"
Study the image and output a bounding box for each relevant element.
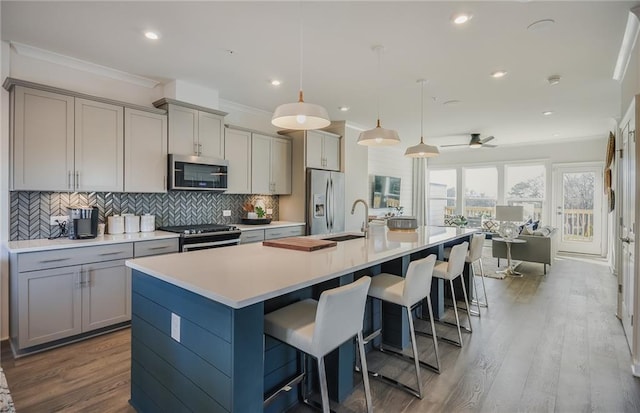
[171,313,181,342]
[266,208,273,215]
[50,215,69,225]
[222,210,231,217]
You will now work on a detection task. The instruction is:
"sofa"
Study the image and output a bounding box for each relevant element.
[491,227,559,274]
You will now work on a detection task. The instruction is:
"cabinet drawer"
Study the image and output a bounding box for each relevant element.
[240,230,265,244]
[264,226,305,240]
[134,239,179,257]
[18,243,133,272]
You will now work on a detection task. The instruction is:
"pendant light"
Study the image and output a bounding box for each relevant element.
[404,79,439,158]
[357,46,400,146]
[272,4,330,130]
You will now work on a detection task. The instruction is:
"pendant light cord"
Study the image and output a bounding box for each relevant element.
[298,1,304,102]
[420,80,425,144]
[376,46,381,126]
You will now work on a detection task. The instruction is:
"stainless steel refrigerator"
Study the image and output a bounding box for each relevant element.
[307,169,345,235]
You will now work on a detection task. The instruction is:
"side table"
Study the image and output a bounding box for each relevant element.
[492,237,527,277]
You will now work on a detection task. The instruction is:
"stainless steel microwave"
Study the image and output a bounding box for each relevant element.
[169,154,228,191]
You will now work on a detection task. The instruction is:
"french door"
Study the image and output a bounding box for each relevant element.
[553,164,604,255]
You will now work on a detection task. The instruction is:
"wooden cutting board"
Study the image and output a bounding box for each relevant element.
[263,237,338,251]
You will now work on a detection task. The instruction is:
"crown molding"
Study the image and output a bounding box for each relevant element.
[613,6,640,81]
[10,42,160,89]
[219,98,273,117]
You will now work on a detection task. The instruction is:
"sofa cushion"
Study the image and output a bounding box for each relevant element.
[533,226,552,237]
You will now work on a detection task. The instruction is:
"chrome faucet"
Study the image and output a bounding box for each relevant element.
[351,199,370,238]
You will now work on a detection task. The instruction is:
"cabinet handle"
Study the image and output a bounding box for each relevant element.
[68,171,72,189]
[148,246,169,250]
[40,258,70,264]
[163,176,167,191]
[198,143,202,155]
[75,171,79,189]
[194,142,199,155]
[99,251,123,256]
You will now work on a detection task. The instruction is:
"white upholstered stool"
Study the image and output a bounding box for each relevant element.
[444,233,488,317]
[362,255,439,399]
[433,241,472,347]
[264,276,373,413]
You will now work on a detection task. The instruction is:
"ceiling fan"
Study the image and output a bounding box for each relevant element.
[441,133,497,149]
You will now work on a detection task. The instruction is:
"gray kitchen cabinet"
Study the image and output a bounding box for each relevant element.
[11,86,75,191]
[251,133,291,195]
[240,229,265,244]
[134,238,179,257]
[306,130,341,171]
[75,98,124,192]
[154,98,226,159]
[10,243,134,354]
[241,225,305,243]
[224,127,252,194]
[124,108,168,192]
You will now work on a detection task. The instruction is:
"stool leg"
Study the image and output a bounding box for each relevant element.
[449,279,464,347]
[426,295,440,372]
[406,306,424,399]
[479,258,488,307]
[357,331,374,413]
[318,357,330,413]
[459,275,473,333]
[470,261,482,318]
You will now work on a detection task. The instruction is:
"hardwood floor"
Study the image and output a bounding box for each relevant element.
[2,253,640,412]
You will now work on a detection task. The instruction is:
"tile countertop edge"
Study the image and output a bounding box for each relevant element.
[4,231,180,253]
[126,226,479,309]
[233,221,305,231]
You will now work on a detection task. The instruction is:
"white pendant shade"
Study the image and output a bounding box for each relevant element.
[404,139,440,157]
[271,92,330,130]
[357,119,401,146]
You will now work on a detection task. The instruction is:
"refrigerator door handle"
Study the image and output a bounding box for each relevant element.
[325,178,330,230]
[330,177,335,231]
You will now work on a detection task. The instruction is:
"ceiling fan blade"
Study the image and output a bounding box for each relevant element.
[482,144,498,148]
[481,135,495,143]
[440,143,469,147]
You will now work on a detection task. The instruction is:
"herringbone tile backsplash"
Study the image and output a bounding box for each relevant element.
[10,191,279,240]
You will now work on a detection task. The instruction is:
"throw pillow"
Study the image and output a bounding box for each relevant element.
[532,220,540,230]
[522,224,535,235]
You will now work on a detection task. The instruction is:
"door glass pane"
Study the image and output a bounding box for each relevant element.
[562,172,595,242]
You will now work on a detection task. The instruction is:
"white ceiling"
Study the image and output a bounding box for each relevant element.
[1,1,635,148]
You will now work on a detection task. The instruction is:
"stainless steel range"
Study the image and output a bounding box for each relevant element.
[159,224,241,252]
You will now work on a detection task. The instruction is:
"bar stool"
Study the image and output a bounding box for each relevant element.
[432,241,472,347]
[443,233,488,316]
[362,254,439,399]
[264,276,373,413]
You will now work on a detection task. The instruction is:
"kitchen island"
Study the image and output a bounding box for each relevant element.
[126,225,477,412]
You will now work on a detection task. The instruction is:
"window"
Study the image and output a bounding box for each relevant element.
[505,164,545,221]
[428,169,456,226]
[464,167,498,223]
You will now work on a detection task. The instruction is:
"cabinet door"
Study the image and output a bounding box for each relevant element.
[18,266,82,348]
[271,137,291,194]
[82,259,130,332]
[168,104,198,156]
[240,229,265,244]
[251,133,272,194]
[13,86,74,191]
[124,108,168,192]
[198,111,224,159]
[305,130,325,169]
[323,135,341,171]
[75,98,124,191]
[224,128,252,194]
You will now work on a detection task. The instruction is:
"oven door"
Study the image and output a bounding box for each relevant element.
[180,230,242,252]
[182,238,240,252]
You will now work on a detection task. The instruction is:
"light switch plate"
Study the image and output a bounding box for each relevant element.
[223,210,231,217]
[171,313,181,342]
[50,215,69,225]
[266,208,273,215]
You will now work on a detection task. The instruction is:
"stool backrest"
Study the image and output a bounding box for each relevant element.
[468,233,486,262]
[313,276,372,357]
[447,241,469,278]
[403,254,437,307]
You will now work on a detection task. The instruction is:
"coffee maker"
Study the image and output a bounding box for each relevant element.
[68,206,99,239]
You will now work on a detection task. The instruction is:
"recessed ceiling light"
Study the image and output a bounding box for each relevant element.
[547,75,561,85]
[452,14,472,25]
[553,133,560,137]
[144,31,159,40]
[491,70,508,78]
[270,80,281,86]
[338,106,350,112]
[543,111,554,116]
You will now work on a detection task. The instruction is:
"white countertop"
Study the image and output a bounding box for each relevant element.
[233,221,305,231]
[4,231,180,253]
[126,226,478,309]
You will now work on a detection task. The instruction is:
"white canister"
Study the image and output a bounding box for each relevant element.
[107,215,124,234]
[125,214,140,233]
[140,214,155,232]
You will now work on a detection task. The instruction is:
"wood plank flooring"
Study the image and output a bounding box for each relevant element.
[2,252,640,412]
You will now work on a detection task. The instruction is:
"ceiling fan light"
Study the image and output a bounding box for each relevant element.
[404,142,440,158]
[357,123,400,146]
[271,96,330,130]
[469,142,482,148]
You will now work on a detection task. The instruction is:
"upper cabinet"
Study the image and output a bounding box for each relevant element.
[251,133,291,195]
[224,127,252,194]
[306,130,340,171]
[153,98,226,159]
[7,79,168,193]
[124,108,168,193]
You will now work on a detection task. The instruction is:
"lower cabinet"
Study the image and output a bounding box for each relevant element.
[82,259,130,332]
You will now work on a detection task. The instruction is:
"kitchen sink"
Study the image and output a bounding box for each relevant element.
[322,234,365,242]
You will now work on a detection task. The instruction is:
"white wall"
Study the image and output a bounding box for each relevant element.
[368,145,413,217]
[341,124,368,232]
